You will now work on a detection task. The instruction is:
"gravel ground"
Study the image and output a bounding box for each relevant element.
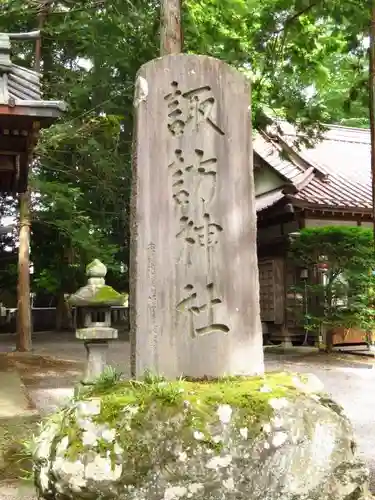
[0,482,36,500]
[2,332,375,496]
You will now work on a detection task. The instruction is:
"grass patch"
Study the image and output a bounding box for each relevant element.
[0,415,40,481]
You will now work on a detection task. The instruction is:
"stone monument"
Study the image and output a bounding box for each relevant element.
[69,259,125,383]
[130,54,263,378]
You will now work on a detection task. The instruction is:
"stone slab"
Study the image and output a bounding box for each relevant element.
[130,54,263,378]
[0,371,36,418]
[76,327,118,340]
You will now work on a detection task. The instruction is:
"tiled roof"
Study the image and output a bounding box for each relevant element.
[0,32,66,193]
[0,64,40,101]
[253,132,302,183]
[254,122,372,212]
[0,32,66,115]
[255,189,285,212]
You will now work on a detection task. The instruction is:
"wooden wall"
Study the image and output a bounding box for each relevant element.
[258,258,284,324]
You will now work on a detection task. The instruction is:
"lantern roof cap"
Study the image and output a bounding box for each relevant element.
[68,259,126,307]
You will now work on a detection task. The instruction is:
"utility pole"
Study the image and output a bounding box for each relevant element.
[370,0,375,245]
[16,3,48,351]
[160,0,182,56]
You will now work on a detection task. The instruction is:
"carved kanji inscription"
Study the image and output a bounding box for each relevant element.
[169,148,218,209]
[195,213,223,248]
[176,214,222,266]
[165,81,225,137]
[177,283,229,338]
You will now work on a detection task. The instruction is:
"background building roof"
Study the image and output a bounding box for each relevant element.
[0,31,66,118]
[254,122,372,212]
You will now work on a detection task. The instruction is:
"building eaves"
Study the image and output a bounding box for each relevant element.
[253,131,302,185]
[256,121,372,212]
[0,32,66,119]
[255,189,285,213]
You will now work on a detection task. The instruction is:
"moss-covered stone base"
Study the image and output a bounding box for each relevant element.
[32,372,372,500]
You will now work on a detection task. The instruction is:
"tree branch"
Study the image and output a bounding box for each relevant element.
[274,0,323,35]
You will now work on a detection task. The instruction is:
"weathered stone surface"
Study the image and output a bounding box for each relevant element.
[76,327,118,340]
[82,342,110,383]
[130,54,263,379]
[32,373,372,500]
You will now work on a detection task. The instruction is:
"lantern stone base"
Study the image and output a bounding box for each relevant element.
[76,326,118,384]
[82,340,110,384]
[76,327,118,341]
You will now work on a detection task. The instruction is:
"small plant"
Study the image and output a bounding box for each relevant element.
[142,370,167,385]
[0,417,40,481]
[73,366,123,400]
[95,366,123,388]
[14,436,35,482]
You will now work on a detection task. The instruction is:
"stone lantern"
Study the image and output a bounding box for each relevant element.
[68,259,125,383]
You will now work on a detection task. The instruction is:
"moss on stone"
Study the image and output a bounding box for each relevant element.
[57,371,300,471]
[33,370,364,500]
[86,259,105,274]
[318,395,346,418]
[90,285,125,304]
[88,372,298,420]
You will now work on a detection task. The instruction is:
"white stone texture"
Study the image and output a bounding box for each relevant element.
[32,375,373,500]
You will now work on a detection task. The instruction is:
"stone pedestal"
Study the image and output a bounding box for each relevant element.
[280,325,293,349]
[83,340,110,384]
[77,326,118,384]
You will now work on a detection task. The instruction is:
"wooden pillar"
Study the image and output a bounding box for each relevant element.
[17,189,32,351]
[16,4,48,350]
[280,256,293,348]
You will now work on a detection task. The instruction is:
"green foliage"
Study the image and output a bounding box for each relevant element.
[290,226,374,271]
[30,114,127,295]
[75,366,124,399]
[184,0,362,130]
[0,0,371,301]
[289,227,375,343]
[0,415,39,481]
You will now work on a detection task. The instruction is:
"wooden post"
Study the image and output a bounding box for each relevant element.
[160,0,182,55]
[16,4,47,350]
[17,189,32,351]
